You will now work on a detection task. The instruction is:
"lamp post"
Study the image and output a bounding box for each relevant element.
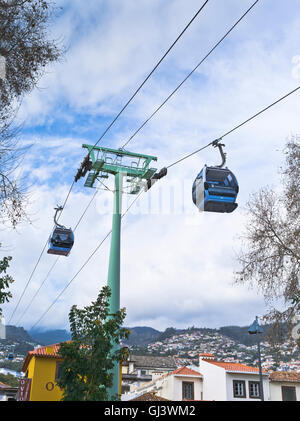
[248,316,264,401]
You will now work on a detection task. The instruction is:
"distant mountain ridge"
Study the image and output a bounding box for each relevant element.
[124,326,161,346]
[5,325,36,343]
[4,323,284,348]
[28,329,71,345]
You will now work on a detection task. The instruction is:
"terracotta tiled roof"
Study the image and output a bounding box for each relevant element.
[132,365,202,396]
[199,353,214,357]
[172,366,202,377]
[269,371,300,383]
[130,391,170,401]
[203,359,268,374]
[22,342,65,372]
[0,381,11,388]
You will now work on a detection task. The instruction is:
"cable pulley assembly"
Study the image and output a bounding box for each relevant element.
[74,154,93,183]
[144,167,168,192]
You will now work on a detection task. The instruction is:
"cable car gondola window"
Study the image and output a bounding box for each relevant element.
[192,167,239,213]
[192,142,239,214]
[47,206,74,257]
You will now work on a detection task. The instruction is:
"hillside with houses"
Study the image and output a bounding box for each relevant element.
[1,324,299,382]
[125,326,300,373]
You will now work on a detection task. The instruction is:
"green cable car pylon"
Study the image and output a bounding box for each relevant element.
[77,145,160,399]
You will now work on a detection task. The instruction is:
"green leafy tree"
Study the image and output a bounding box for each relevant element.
[0,248,14,317]
[0,372,19,387]
[57,286,130,401]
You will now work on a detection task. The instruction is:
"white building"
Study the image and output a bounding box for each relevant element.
[0,382,18,401]
[198,353,269,401]
[269,371,300,401]
[126,366,203,401]
[126,352,300,401]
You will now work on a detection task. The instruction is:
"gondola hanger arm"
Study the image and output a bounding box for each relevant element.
[54,206,64,228]
[212,139,227,168]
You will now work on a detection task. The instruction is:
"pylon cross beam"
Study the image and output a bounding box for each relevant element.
[82,144,158,193]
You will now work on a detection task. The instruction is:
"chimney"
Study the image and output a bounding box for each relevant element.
[46,346,54,355]
[199,353,214,367]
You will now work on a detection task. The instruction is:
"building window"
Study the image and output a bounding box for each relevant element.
[282,386,296,401]
[249,381,261,399]
[55,362,63,381]
[233,380,246,398]
[182,382,194,400]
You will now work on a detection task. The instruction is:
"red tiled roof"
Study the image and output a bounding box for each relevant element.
[22,343,65,372]
[172,366,202,377]
[269,371,300,383]
[0,381,11,388]
[203,359,267,374]
[130,392,170,401]
[199,353,214,357]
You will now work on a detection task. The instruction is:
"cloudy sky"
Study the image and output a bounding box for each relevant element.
[2,0,300,333]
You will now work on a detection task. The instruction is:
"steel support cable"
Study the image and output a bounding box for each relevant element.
[15,189,99,326]
[7,239,48,324]
[89,0,210,152]
[121,0,260,150]
[29,84,300,329]
[10,0,201,326]
[8,177,76,325]
[166,85,300,170]
[30,189,144,330]
[11,1,206,325]
[17,0,260,327]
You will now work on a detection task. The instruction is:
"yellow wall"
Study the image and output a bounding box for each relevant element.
[26,355,122,401]
[27,357,63,401]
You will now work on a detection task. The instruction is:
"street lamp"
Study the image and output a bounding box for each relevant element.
[248,316,264,401]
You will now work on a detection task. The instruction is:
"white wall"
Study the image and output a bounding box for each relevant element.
[156,375,174,401]
[173,375,202,401]
[270,382,300,401]
[225,372,270,401]
[199,360,227,401]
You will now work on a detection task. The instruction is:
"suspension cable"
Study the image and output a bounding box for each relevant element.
[91,0,210,152]
[121,0,260,150]
[166,85,300,169]
[30,190,144,330]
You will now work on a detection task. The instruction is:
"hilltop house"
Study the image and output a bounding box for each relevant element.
[126,366,203,401]
[122,354,177,393]
[269,371,300,401]
[198,353,270,401]
[128,353,270,401]
[129,352,300,401]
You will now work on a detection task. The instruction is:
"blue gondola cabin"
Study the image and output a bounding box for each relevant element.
[192,165,239,213]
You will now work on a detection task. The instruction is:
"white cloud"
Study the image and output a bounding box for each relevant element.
[2,0,300,332]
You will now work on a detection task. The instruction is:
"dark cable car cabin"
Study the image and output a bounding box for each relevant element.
[192,141,239,213]
[47,206,74,257]
[192,166,239,213]
[7,353,14,361]
[47,226,74,256]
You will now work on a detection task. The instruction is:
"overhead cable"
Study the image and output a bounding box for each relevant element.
[121,0,260,150]
[29,83,300,329]
[166,85,300,169]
